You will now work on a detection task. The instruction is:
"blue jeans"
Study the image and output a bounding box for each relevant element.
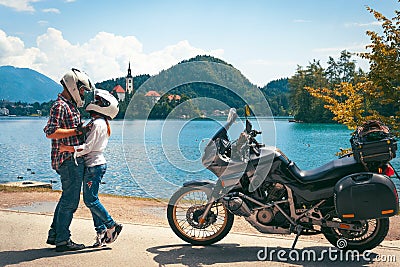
[50,157,84,244]
[83,164,115,233]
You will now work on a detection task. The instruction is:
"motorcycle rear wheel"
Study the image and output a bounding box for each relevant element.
[322,215,389,252]
[167,187,234,246]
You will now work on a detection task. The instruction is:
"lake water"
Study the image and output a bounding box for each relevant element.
[0,117,399,199]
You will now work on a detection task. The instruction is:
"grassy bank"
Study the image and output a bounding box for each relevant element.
[0,184,162,202]
[0,184,54,193]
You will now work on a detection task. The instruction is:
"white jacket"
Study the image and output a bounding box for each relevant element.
[74,118,109,167]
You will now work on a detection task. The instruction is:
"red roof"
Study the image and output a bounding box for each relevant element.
[145,90,161,97]
[112,85,125,93]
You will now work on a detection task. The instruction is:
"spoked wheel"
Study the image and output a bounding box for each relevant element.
[322,212,389,252]
[167,186,234,245]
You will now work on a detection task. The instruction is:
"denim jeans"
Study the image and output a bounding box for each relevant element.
[83,164,115,233]
[50,157,84,244]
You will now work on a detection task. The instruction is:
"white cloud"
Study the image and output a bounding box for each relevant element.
[345,21,382,27]
[313,43,370,55]
[0,29,45,68]
[42,8,60,14]
[37,20,49,26]
[0,28,224,83]
[0,0,40,12]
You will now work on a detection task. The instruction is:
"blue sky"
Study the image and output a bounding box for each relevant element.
[0,0,398,86]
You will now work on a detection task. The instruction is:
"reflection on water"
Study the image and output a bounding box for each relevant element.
[0,117,399,198]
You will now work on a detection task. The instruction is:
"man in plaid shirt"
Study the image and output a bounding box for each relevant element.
[44,68,95,252]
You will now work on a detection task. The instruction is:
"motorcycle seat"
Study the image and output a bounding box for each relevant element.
[287,156,365,184]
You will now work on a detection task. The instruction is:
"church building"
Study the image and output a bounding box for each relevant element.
[125,62,134,94]
[112,62,134,101]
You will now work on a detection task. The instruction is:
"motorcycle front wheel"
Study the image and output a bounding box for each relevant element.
[167,186,234,246]
[322,214,389,252]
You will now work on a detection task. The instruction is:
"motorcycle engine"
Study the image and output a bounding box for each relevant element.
[256,208,274,224]
[264,182,287,202]
[256,207,288,226]
[257,182,290,227]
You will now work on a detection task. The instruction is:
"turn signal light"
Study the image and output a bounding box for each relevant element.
[384,165,395,177]
[381,209,394,215]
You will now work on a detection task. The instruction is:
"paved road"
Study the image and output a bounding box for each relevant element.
[1,210,400,266]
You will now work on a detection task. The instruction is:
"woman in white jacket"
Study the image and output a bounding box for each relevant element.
[60,89,122,247]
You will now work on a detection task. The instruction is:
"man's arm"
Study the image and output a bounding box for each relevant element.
[44,101,80,139]
[44,100,87,139]
[46,128,79,140]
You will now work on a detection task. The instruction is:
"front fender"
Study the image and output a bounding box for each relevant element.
[183,180,216,188]
[168,180,216,206]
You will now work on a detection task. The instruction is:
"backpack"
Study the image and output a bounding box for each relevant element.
[353,120,390,142]
[350,120,397,167]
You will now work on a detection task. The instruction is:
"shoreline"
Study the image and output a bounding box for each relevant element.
[1,186,400,243]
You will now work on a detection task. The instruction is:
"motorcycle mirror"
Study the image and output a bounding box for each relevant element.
[227,108,238,124]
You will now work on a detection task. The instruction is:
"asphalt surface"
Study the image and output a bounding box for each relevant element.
[1,209,400,267]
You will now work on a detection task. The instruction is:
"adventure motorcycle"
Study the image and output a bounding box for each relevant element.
[167,108,399,251]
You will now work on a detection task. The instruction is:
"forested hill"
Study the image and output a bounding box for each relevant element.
[260,78,290,116]
[178,55,234,67]
[97,55,290,117]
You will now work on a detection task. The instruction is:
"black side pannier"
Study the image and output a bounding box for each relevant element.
[350,120,397,165]
[334,173,399,220]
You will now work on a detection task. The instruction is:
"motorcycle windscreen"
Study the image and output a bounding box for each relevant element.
[334,173,399,220]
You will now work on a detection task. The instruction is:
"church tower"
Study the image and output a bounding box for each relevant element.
[125,61,134,94]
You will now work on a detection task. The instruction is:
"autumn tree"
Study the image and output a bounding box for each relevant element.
[306,81,373,129]
[304,2,399,134]
[358,2,400,133]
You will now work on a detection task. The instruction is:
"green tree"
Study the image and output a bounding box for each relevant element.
[303,51,369,128]
[325,50,356,84]
[260,78,290,116]
[289,60,332,122]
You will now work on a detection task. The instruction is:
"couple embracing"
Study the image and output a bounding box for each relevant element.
[43,68,122,252]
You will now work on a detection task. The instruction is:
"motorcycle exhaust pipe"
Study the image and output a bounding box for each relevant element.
[222,195,252,217]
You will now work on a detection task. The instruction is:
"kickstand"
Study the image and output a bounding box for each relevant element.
[291,225,303,250]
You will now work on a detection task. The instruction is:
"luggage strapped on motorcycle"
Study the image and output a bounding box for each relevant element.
[350,120,398,171]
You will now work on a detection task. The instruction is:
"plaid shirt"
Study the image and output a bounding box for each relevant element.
[43,94,82,170]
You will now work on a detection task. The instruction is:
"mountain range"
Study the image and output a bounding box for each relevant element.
[0,66,61,103]
[0,57,289,117]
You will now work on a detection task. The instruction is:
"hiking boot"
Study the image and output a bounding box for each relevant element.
[55,239,85,252]
[105,223,123,244]
[46,229,56,245]
[93,230,107,247]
